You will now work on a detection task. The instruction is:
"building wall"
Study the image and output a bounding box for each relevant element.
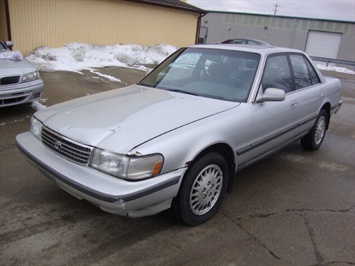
[0,0,8,41]
[201,12,355,62]
[7,0,199,54]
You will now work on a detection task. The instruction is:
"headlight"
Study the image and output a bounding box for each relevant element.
[22,71,40,83]
[90,148,163,180]
[30,116,43,140]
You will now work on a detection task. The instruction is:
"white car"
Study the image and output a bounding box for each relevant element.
[0,41,44,107]
[16,44,342,225]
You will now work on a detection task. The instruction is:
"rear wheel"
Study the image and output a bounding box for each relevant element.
[172,152,228,226]
[301,109,328,151]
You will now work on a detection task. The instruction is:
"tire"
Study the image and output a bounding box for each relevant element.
[301,109,328,151]
[172,152,228,226]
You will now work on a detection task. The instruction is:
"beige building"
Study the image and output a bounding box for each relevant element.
[0,0,205,55]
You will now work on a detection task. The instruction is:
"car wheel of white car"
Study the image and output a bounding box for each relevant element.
[172,152,228,226]
[301,109,328,151]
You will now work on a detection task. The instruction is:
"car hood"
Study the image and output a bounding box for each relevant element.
[0,58,36,76]
[37,85,239,153]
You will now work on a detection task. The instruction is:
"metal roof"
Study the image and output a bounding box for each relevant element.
[125,0,206,14]
[206,10,355,24]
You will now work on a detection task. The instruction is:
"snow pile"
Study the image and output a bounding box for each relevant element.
[31,99,48,110]
[26,43,178,72]
[316,64,355,75]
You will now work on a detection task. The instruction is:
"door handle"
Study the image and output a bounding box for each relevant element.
[290,100,298,108]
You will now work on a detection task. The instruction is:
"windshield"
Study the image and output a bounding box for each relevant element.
[139,47,260,102]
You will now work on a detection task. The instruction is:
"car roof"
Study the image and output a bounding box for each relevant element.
[188,43,304,56]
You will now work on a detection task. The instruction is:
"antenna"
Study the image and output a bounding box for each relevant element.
[273,2,280,15]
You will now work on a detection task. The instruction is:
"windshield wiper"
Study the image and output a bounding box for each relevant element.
[165,88,199,96]
[139,82,155,88]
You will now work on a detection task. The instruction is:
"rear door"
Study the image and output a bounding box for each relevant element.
[236,54,300,167]
[289,54,324,132]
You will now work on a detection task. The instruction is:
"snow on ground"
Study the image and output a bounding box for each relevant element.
[89,69,122,82]
[26,42,178,73]
[316,64,355,75]
[31,98,48,110]
[23,43,178,111]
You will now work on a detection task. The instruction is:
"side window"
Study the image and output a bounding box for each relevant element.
[290,55,313,89]
[231,39,243,44]
[262,55,293,93]
[305,59,321,85]
[247,40,258,46]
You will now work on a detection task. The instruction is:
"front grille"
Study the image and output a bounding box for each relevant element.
[0,95,27,106]
[41,127,92,165]
[0,76,20,85]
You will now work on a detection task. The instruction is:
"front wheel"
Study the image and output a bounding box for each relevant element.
[172,152,229,226]
[301,109,328,151]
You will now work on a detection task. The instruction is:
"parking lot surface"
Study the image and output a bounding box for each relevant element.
[0,67,354,266]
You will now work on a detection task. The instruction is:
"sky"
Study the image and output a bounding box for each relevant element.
[187,0,355,22]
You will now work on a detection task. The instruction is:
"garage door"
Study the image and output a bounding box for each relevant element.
[305,31,342,59]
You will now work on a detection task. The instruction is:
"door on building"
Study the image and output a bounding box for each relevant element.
[305,30,342,59]
[199,26,208,44]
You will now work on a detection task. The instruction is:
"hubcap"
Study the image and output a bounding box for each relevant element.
[314,116,326,145]
[190,164,223,215]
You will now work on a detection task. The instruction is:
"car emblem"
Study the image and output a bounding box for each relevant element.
[54,140,62,150]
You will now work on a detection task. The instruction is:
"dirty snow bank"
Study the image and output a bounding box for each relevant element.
[316,64,355,75]
[26,42,178,72]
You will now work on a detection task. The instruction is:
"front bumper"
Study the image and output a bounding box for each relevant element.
[0,79,44,107]
[16,132,185,217]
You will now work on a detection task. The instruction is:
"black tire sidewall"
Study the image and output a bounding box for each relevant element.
[301,109,328,151]
[174,152,229,226]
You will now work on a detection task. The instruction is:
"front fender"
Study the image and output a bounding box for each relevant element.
[132,110,241,175]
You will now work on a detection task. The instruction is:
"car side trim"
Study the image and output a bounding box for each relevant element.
[16,139,180,203]
[236,115,317,155]
[331,99,343,114]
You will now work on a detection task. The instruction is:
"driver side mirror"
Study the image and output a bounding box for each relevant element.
[256,87,285,102]
[5,41,14,49]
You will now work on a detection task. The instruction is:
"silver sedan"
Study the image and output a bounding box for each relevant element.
[0,41,44,107]
[16,44,342,225]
